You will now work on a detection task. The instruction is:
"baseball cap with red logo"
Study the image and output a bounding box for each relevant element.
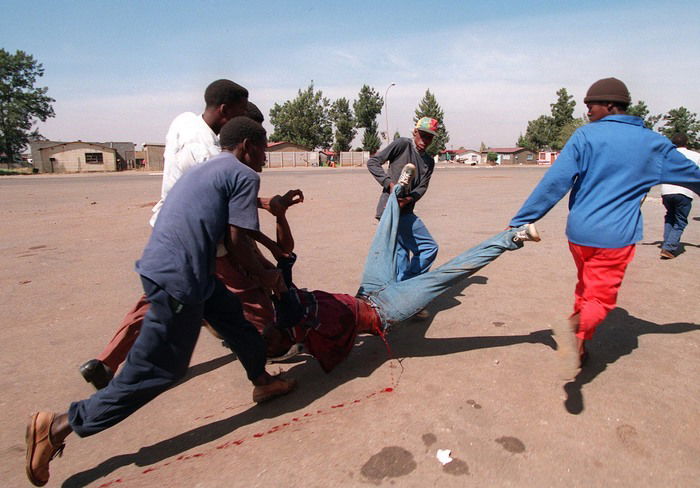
[415,117,439,136]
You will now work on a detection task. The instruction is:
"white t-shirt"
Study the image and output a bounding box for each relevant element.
[150,112,221,226]
[661,147,700,199]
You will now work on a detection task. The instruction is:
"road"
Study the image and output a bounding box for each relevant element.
[1,166,698,487]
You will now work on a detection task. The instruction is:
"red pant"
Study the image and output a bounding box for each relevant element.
[96,256,273,372]
[569,242,635,340]
[97,295,148,371]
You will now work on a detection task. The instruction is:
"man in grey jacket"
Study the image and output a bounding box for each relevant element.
[367,117,439,283]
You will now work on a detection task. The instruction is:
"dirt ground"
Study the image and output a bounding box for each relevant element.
[1,166,698,487]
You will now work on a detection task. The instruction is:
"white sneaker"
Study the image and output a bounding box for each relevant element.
[267,343,305,363]
[513,223,541,243]
[398,163,416,187]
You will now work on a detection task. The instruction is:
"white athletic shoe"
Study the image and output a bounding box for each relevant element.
[267,343,305,363]
[398,163,416,187]
[513,223,541,243]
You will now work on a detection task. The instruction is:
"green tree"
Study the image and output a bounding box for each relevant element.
[353,85,383,128]
[329,97,355,153]
[555,117,585,149]
[627,100,661,129]
[353,85,383,152]
[517,115,556,152]
[487,151,498,163]
[658,106,700,148]
[548,88,576,150]
[413,89,449,157]
[393,131,401,140]
[550,88,575,132]
[0,49,55,164]
[518,88,576,151]
[269,83,332,149]
[362,120,382,154]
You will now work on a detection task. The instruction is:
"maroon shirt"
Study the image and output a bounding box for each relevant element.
[289,289,381,372]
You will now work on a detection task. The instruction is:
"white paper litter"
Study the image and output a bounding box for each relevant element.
[436,449,453,465]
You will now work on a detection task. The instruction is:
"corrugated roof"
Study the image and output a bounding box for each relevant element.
[487,147,528,153]
[38,141,116,152]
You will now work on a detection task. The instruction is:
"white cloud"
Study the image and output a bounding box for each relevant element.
[35,2,700,150]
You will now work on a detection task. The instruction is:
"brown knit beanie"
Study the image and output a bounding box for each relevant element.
[583,78,631,104]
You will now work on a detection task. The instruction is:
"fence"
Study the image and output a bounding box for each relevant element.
[339,151,370,167]
[265,151,370,168]
[265,151,318,168]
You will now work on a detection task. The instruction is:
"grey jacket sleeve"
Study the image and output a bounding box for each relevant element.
[366,140,403,190]
[408,154,435,202]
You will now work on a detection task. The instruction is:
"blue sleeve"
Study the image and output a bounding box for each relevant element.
[509,132,582,227]
[228,172,260,231]
[660,146,700,196]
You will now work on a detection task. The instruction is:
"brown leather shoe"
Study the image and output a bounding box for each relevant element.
[660,249,675,259]
[26,412,64,487]
[252,375,297,403]
[413,308,430,319]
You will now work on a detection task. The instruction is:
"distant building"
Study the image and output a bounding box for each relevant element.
[443,149,481,164]
[29,140,136,173]
[28,140,60,171]
[32,141,117,173]
[481,147,537,165]
[102,142,136,170]
[267,141,312,152]
[142,143,165,171]
[537,150,560,165]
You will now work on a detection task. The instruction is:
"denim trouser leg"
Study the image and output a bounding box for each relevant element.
[371,229,523,323]
[662,194,692,253]
[357,185,403,296]
[358,186,525,324]
[395,244,411,282]
[203,279,267,381]
[396,212,439,281]
[69,277,203,437]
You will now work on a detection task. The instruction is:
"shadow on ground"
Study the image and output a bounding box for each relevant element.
[641,240,700,254]
[62,276,555,487]
[563,308,699,415]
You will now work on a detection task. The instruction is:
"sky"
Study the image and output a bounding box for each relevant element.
[2,0,699,150]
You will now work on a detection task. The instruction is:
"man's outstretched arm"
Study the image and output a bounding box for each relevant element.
[254,189,304,256]
[226,225,287,296]
[510,133,582,227]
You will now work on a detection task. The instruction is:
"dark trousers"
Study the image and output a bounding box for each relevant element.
[69,276,266,437]
[662,193,693,253]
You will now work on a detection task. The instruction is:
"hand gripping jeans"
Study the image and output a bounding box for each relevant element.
[357,185,525,326]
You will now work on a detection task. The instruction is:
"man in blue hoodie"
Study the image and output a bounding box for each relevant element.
[509,77,700,381]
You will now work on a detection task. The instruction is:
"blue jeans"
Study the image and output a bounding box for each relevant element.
[68,277,266,437]
[357,185,525,325]
[662,193,692,253]
[396,212,438,280]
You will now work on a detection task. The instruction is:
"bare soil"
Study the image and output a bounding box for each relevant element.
[1,166,698,487]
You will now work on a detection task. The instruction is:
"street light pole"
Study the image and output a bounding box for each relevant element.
[384,82,396,144]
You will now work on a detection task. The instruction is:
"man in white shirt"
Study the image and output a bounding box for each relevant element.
[79,80,252,388]
[660,133,700,259]
[150,79,250,226]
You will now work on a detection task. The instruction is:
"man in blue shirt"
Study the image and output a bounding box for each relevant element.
[25,117,296,487]
[510,77,700,381]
